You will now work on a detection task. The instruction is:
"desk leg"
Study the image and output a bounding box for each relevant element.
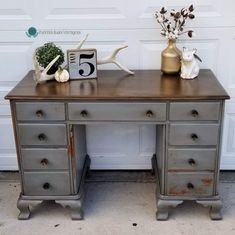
[156,199,183,221]
[196,199,222,220]
[57,199,83,220]
[17,197,31,220]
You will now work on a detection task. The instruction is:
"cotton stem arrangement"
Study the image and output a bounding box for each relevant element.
[155,4,195,40]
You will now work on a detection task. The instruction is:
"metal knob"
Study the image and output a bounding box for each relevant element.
[187,183,194,190]
[43,182,50,190]
[80,110,88,117]
[191,109,199,117]
[40,158,49,166]
[191,133,198,141]
[188,158,196,166]
[146,110,154,118]
[38,133,46,141]
[36,110,44,118]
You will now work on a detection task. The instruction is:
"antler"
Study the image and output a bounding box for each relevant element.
[75,35,134,75]
[77,34,89,49]
[97,45,134,75]
[33,50,60,84]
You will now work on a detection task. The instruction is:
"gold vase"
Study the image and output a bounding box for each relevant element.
[161,39,181,75]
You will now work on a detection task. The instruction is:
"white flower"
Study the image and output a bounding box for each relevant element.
[170,9,176,15]
[173,29,179,38]
[181,8,189,16]
[155,12,164,23]
[161,29,166,36]
[168,32,174,39]
[174,29,179,35]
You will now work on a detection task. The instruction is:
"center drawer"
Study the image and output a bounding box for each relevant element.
[18,124,67,146]
[68,102,167,121]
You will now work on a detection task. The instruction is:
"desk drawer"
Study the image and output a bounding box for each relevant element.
[16,102,65,121]
[169,102,220,121]
[23,172,71,196]
[169,124,219,146]
[21,149,69,170]
[168,148,216,171]
[18,124,67,146]
[68,103,166,121]
[167,172,214,196]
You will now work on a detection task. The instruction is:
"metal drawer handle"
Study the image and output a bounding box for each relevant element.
[191,133,198,141]
[36,110,44,118]
[146,110,154,118]
[188,158,196,166]
[191,109,199,117]
[43,182,50,190]
[40,158,49,166]
[38,133,46,141]
[80,110,88,117]
[187,183,194,190]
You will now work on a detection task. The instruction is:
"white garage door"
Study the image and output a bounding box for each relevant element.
[0,0,234,169]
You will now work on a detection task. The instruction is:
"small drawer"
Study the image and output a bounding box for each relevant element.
[169,124,219,146]
[168,148,216,171]
[21,149,69,170]
[167,172,214,196]
[18,124,67,146]
[169,102,220,121]
[16,102,65,121]
[68,102,166,122]
[23,172,71,196]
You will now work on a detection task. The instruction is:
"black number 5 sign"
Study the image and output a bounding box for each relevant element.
[67,49,97,79]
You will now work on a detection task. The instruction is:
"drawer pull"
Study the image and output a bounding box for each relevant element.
[80,110,88,117]
[36,110,44,118]
[146,110,154,118]
[188,158,196,166]
[187,183,194,190]
[38,133,46,141]
[191,109,199,117]
[40,158,49,166]
[43,182,50,190]
[191,133,198,141]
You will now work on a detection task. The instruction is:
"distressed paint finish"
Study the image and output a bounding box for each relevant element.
[167,173,214,196]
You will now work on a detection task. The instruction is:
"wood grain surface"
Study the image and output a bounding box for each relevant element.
[5,70,230,101]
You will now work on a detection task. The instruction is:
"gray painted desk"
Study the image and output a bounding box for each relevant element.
[5,70,230,220]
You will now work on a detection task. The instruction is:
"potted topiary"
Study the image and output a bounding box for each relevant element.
[35,42,64,74]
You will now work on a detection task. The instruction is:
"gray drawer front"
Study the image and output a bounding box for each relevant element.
[21,149,69,170]
[168,148,216,171]
[169,102,220,121]
[167,173,214,196]
[169,124,219,146]
[16,102,65,121]
[23,172,71,196]
[68,103,166,121]
[18,124,67,146]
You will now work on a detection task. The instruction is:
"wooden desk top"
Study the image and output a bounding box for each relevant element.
[5,70,229,101]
